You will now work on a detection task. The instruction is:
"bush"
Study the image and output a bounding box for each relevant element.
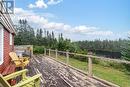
[92,58,130,73]
[33,46,45,54]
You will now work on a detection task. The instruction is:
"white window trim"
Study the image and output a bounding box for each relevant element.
[10,33,13,45]
[0,24,4,65]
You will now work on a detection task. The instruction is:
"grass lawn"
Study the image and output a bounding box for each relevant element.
[50,53,130,87]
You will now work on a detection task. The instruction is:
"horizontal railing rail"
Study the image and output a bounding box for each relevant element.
[44,48,130,87]
[45,48,130,64]
[44,48,126,87]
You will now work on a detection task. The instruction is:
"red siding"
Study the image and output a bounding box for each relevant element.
[4,29,10,67]
[0,28,14,73]
[11,34,14,51]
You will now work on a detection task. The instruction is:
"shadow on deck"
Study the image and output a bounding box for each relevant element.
[27,55,112,87]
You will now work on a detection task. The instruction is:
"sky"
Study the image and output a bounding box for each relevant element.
[11,0,130,41]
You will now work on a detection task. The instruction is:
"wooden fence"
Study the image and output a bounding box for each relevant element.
[44,48,130,77]
[44,48,130,87]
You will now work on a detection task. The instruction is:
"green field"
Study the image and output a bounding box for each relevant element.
[50,53,130,87]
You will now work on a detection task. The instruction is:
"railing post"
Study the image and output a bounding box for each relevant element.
[55,49,57,59]
[49,49,50,57]
[66,50,69,65]
[88,52,93,77]
[44,48,46,56]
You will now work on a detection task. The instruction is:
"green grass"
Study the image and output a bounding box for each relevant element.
[50,53,130,87]
[93,64,130,87]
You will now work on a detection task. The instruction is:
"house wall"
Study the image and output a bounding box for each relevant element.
[0,28,14,73]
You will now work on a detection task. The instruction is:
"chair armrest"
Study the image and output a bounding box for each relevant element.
[19,57,30,61]
[11,60,22,61]
[12,74,42,87]
[20,57,29,59]
[3,69,28,80]
[11,59,24,63]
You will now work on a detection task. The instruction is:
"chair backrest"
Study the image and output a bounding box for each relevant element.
[0,74,11,87]
[9,52,21,66]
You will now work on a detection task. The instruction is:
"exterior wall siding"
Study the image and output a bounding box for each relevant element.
[0,28,14,73]
[4,29,10,68]
[0,4,15,73]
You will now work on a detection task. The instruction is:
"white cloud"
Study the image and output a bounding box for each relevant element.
[28,4,35,8]
[12,8,48,27]
[73,25,113,35]
[47,0,63,5]
[128,31,130,35]
[14,8,27,14]
[11,8,114,40]
[28,0,62,9]
[41,13,56,18]
[28,0,47,9]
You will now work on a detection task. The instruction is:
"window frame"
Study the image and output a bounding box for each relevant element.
[10,33,13,45]
[0,24,4,65]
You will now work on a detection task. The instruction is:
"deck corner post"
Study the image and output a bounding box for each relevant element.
[88,52,93,77]
[55,49,57,59]
[49,49,51,57]
[44,48,46,56]
[66,50,69,65]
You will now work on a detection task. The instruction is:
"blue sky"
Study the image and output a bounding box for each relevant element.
[12,0,130,41]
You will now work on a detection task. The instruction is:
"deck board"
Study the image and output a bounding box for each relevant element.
[27,55,111,87]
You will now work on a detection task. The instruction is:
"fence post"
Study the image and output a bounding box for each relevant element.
[66,50,69,65]
[44,48,46,56]
[88,52,93,77]
[55,49,57,59]
[49,49,51,57]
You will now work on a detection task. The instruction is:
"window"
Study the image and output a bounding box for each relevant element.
[0,24,4,65]
[10,33,12,45]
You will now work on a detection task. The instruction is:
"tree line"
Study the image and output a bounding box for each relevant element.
[14,19,76,52]
[14,19,130,60]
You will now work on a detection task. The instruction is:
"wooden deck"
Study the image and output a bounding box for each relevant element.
[27,55,114,87]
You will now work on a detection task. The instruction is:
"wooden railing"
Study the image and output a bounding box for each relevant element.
[44,48,130,78]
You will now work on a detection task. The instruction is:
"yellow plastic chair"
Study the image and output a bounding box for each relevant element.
[9,52,29,69]
[0,69,42,87]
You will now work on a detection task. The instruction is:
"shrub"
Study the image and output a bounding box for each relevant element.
[33,46,45,54]
[92,58,129,73]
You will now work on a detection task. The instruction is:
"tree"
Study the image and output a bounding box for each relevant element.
[15,19,77,52]
[15,19,126,57]
[121,38,130,61]
[14,19,35,45]
[36,29,44,45]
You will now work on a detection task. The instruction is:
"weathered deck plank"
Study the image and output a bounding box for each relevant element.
[27,55,111,87]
